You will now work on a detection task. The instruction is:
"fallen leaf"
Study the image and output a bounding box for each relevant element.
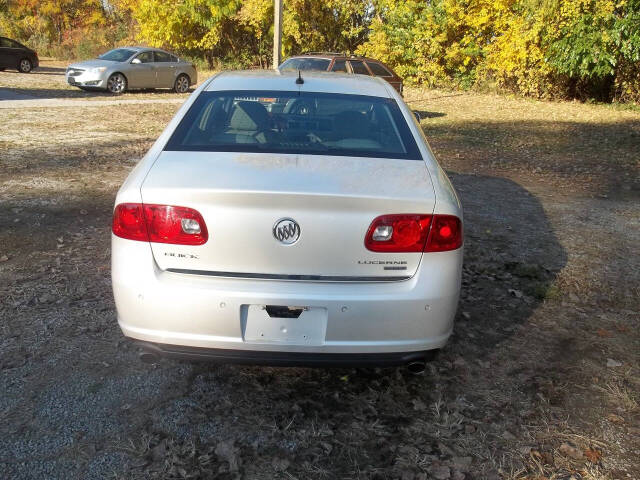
[606,413,624,424]
[452,456,472,470]
[272,457,290,472]
[508,288,523,298]
[596,328,611,337]
[559,442,583,460]
[606,358,623,368]
[412,398,427,411]
[430,465,451,480]
[584,448,602,463]
[519,445,533,455]
[215,440,240,472]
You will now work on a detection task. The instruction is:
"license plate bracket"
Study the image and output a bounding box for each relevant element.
[242,305,327,345]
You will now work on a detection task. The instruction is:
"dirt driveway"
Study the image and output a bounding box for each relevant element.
[0,68,638,480]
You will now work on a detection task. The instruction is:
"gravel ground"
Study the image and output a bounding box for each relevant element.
[0,76,638,479]
[0,96,186,108]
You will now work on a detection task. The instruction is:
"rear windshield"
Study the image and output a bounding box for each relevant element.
[99,48,136,62]
[165,90,421,160]
[279,58,331,71]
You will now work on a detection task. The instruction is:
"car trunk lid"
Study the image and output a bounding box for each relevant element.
[140,151,435,280]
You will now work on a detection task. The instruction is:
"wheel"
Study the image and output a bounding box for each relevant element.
[18,58,32,73]
[173,74,190,93]
[106,73,127,94]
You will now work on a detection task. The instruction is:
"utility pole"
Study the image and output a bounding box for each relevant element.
[273,0,282,69]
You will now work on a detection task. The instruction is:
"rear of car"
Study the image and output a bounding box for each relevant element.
[279,54,404,95]
[111,71,462,366]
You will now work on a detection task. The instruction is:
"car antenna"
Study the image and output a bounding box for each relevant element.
[296,70,304,85]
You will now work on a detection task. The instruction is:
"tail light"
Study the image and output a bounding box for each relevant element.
[112,203,208,245]
[365,214,462,253]
[425,215,463,252]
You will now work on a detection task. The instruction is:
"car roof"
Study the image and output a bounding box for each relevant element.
[287,53,386,63]
[205,70,393,98]
[117,46,172,54]
[1,36,25,45]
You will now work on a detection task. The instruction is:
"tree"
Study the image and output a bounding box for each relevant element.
[133,0,241,67]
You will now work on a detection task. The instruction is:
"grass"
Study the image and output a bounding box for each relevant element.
[405,87,639,180]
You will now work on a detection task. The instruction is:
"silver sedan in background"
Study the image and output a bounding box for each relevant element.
[66,47,197,94]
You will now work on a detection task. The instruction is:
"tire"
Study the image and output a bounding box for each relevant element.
[106,73,127,94]
[18,58,32,73]
[173,74,190,93]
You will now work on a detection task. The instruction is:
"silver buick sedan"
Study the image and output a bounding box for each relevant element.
[66,47,197,94]
[111,70,463,369]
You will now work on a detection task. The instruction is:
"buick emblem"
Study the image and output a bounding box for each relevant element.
[273,218,300,245]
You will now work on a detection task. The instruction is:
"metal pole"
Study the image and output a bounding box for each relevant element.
[273,0,282,69]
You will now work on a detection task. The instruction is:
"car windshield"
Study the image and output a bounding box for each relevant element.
[165,90,422,160]
[279,58,331,72]
[98,48,136,62]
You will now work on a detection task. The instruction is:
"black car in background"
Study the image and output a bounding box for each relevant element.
[0,37,39,73]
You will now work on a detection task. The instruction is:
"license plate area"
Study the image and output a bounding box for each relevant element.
[242,305,327,345]
[265,305,306,318]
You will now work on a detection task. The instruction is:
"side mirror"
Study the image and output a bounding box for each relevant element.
[131,58,142,65]
[413,111,422,122]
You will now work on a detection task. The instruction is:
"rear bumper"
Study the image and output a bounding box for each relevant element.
[137,340,435,367]
[113,236,462,358]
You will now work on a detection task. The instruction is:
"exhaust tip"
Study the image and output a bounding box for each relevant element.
[406,360,426,375]
[139,351,160,364]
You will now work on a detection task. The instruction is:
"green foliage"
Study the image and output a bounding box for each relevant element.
[0,0,134,58]
[544,0,640,100]
[281,0,372,55]
[128,0,372,68]
[357,0,640,101]
[1,0,638,102]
